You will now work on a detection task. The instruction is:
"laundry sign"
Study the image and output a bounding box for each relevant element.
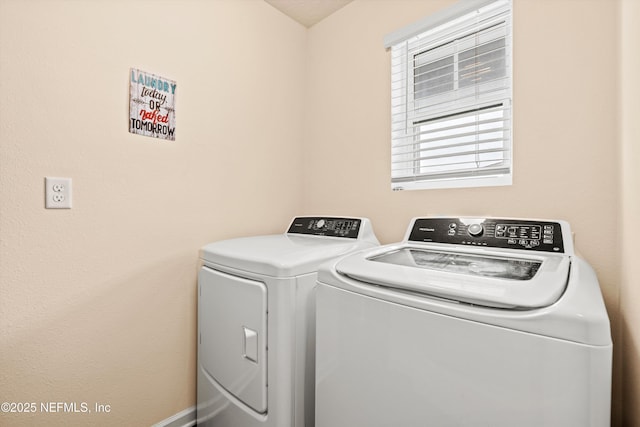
[129,68,176,140]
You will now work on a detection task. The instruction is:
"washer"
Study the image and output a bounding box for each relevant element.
[315,217,612,427]
[197,216,379,427]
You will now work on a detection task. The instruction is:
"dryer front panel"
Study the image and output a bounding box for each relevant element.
[199,266,267,414]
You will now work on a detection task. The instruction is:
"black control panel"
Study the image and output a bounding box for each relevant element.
[408,218,564,253]
[287,217,361,239]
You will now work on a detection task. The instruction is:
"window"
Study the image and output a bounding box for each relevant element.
[385,0,512,190]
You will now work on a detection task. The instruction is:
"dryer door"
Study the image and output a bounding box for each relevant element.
[199,266,268,413]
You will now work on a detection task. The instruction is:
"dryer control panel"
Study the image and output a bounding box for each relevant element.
[287,217,361,239]
[408,218,565,253]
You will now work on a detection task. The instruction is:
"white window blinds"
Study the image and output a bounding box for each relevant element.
[387,0,512,190]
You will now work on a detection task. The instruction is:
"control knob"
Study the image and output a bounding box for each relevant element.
[467,223,484,237]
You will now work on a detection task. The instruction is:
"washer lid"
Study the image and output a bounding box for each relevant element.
[336,245,571,309]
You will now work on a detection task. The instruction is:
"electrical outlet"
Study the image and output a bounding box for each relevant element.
[45,177,72,209]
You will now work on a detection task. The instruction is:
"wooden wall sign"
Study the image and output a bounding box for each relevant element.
[129,68,176,141]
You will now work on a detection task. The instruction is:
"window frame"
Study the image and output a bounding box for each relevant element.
[386,0,513,191]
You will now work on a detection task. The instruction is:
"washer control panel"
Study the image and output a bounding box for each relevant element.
[287,217,361,239]
[408,218,565,253]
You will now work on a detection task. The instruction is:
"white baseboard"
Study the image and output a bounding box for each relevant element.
[151,405,196,427]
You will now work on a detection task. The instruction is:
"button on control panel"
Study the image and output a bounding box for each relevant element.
[408,218,564,253]
[287,217,361,239]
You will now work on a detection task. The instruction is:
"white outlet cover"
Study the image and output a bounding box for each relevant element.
[45,177,72,209]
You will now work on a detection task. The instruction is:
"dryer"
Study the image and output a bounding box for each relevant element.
[197,216,379,427]
[315,217,612,427]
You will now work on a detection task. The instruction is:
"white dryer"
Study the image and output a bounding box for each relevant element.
[315,217,612,427]
[197,216,379,427]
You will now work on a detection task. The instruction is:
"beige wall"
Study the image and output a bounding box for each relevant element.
[621,0,640,425]
[2,0,637,425]
[305,0,624,424]
[0,0,306,425]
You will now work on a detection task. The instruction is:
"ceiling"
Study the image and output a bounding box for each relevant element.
[264,0,354,27]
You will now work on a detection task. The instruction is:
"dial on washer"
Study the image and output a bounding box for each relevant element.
[467,223,484,237]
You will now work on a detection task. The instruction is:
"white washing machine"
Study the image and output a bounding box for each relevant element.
[315,217,612,427]
[197,216,379,427]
